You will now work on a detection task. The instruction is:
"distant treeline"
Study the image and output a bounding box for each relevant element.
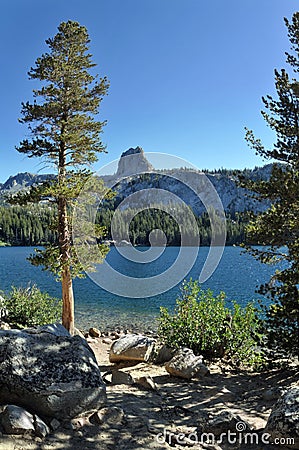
[0,202,250,247]
[96,204,248,246]
[0,204,57,246]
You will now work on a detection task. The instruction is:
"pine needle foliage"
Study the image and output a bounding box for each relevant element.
[12,21,110,333]
[240,13,299,355]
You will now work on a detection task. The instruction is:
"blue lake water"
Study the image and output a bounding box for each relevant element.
[0,246,279,331]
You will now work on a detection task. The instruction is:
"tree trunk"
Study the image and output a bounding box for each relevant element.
[57,140,75,335]
[58,194,75,335]
[62,265,75,335]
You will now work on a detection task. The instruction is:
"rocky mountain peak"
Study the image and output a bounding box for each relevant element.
[3,172,36,190]
[116,147,154,178]
[1,172,54,195]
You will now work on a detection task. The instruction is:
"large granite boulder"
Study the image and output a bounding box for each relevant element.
[165,348,209,379]
[0,324,106,420]
[266,385,299,447]
[109,334,156,363]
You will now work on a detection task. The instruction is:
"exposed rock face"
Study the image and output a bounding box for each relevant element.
[266,386,299,447]
[1,172,54,194]
[165,348,209,379]
[116,146,154,178]
[1,153,276,216]
[0,324,106,420]
[109,334,156,363]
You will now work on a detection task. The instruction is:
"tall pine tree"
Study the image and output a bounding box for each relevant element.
[14,21,109,334]
[241,12,299,355]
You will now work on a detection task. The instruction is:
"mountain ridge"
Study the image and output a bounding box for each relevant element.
[0,147,272,215]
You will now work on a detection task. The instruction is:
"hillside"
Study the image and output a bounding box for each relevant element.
[0,147,271,215]
[0,147,273,246]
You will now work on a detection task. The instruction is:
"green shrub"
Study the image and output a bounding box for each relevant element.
[158,279,264,367]
[4,285,62,327]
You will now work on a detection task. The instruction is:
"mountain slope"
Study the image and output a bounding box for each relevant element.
[0,147,271,215]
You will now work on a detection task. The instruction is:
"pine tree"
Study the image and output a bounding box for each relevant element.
[241,12,299,355]
[14,21,109,334]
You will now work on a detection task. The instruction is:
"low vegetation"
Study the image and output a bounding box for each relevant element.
[3,285,62,328]
[158,279,264,368]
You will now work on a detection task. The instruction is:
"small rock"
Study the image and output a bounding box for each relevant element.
[112,370,134,385]
[102,338,113,345]
[89,327,101,338]
[135,376,158,391]
[165,348,209,379]
[71,417,91,430]
[109,334,156,363]
[111,332,121,340]
[0,322,10,331]
[203,410,251,437]
[76,430,83,437]
[90,407,125,426]
[50,418,60,431]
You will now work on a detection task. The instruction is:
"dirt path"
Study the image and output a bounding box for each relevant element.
[0,338,298,450]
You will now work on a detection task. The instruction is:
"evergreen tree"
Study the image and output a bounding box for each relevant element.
[13,21,109,334]
[241,12,299,355]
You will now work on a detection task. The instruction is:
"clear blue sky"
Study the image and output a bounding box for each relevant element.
[0,0,298,182]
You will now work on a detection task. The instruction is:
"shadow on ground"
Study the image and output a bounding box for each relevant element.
[1,362,297,450]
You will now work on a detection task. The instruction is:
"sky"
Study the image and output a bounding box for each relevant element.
[0,0,298,182]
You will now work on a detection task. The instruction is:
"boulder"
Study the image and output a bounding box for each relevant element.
[266,386,299,447]
[153,344,175,364]
[109,334,156,363]
[165,348,209,379]
[0,404,49,438]
[0,405,35,435]
[0,324,106,420]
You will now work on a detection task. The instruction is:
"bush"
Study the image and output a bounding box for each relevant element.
[158,279,264,367]
[4,285,62,327]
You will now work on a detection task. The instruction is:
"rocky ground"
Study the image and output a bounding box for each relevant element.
[0,331,298,450]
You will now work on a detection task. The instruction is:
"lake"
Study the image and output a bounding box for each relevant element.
[0,246,278,331]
